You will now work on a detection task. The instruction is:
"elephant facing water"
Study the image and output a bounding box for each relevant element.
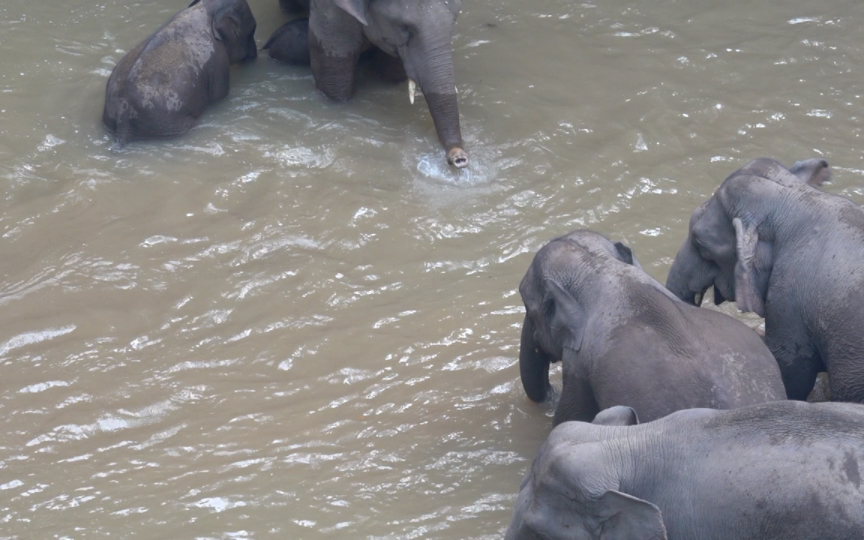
[665,158,864,403]
[103,0,258,146]
[308,0,468,168]
[505,401,864,540]
[518,230,786,425]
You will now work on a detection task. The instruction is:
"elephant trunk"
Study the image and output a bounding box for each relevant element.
[665,243,703,306]
[404,40,467,168]
[519,315,553,402]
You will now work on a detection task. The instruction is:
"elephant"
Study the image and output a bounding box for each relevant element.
[308,0,468,168]
[665,158,864,402]
[263,18,310,65]
[263,18,410,80]
[518,230,786,425]
[279,0,309,12]
[102,0,258,147]
[504,400,864,540]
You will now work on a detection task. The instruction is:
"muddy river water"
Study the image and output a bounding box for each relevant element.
[1,0,863,537]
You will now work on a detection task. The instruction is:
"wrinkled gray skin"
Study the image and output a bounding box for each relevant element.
[308,0,468,168]
[666,158,864,402]
[263,18,310,65]
[519,230,786,425]
[103,0,257,147]
[505,401,864,540]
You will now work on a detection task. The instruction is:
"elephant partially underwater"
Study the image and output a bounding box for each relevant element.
[263,18,310,65]
[103,0,258,147]
[307,0,468,168]
[666,158,864,403]
[505,401,864,540]
[518,230,786,425]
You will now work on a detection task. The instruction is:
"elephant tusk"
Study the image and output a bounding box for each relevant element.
[409,78,416,105]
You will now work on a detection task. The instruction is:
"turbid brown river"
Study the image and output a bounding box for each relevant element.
[1,0,863,537]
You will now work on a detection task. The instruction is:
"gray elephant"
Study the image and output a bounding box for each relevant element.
[279,0,309,12]
[665,158,864,402]
[518,230,786,425]
[102,0,258,147]
[308,0,468,168]
[263,18,310,65]
[505,401,864,540]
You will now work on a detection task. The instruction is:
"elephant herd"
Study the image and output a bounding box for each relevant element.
[98,1,864,538]
[102,0,468,166]
[508,158,864,539]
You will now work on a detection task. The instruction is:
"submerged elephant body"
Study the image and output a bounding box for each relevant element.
[263,18,310,65]
[666,158,864,402]
[505,401,864,540]
[308,0,468,167]
[103,0,258,146]
[518,230,786,425]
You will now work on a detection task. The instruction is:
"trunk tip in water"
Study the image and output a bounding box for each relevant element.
[448,147,468,168]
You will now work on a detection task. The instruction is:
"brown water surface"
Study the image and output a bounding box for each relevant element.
[1,0,863,537]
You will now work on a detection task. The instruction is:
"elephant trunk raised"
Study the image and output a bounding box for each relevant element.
[519,315,554,403]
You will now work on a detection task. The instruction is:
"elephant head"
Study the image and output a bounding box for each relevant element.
[665,158,830,317]
[310,0,467,167]
[592,405,639,426]
[200,0,258,64]
[505,418,667,540]
[518,231,640,403]
[505,487,667,540]
[788,158,831,187]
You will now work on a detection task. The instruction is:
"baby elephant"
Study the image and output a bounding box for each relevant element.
[103,0,258,146]
[505,401,864,540]
[518,230,786,425]
[263,18,310,65]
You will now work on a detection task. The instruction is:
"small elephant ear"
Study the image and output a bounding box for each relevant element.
[545,278,586,353]
[334,0,369,25]
[732,217,766,317]
[613,241,643,269]
[612,241,635,265]
[213,10,240,42]
[789,158,831,187]
[592,406,640,426]
[596,490,667,540]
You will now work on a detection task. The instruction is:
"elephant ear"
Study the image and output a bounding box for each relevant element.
[334,0,369,25]
[596,490,667,540]
[789,158,831,187]
[545,278,586,353]
[612,242,634,265]
[613,241,643,270]
[592,406,640,426]
[213,9,240,42]
[732,217,766,317]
